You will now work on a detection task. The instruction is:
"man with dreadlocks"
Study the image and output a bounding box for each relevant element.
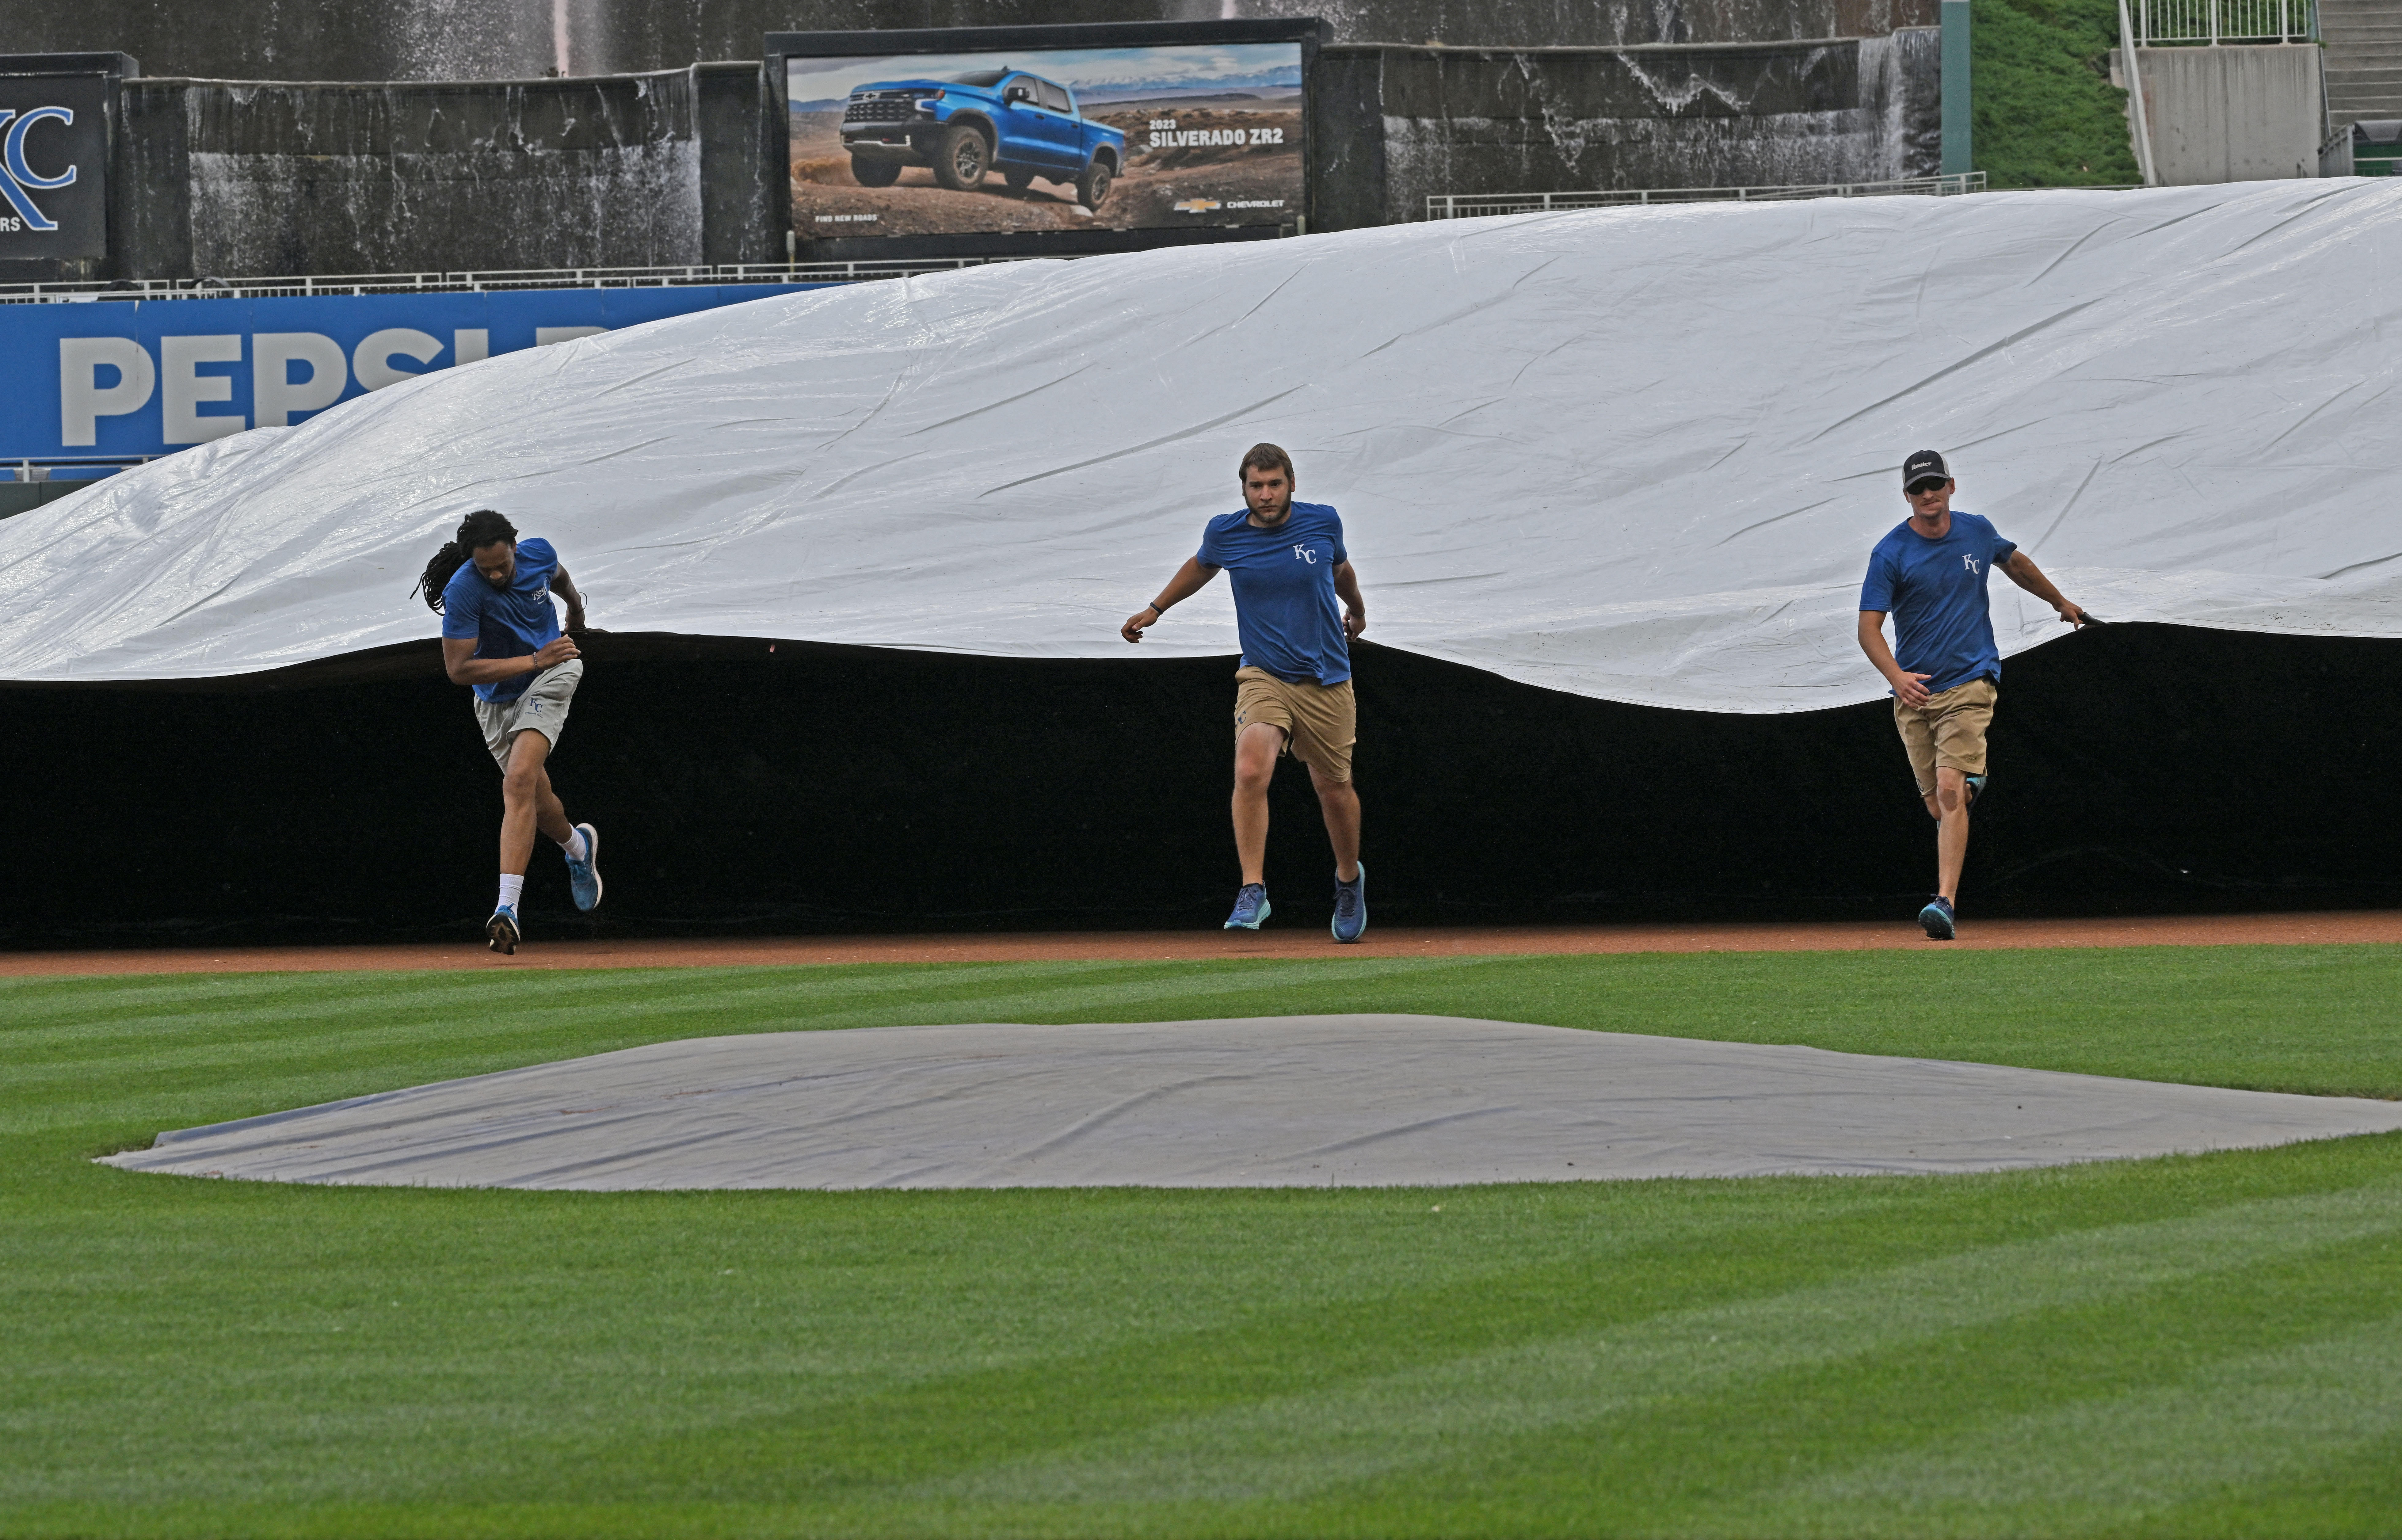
[416,509,603,954]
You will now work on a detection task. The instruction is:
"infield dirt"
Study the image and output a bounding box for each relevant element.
[5,912,2397,976]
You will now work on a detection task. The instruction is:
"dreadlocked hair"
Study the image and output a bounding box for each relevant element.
[413,509,519,613]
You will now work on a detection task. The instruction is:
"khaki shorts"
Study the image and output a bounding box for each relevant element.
[474,659,582,771]
[1893,677,1996,797]
[1234,665,1356,784]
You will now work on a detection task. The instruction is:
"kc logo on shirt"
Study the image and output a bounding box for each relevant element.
[1292,544,1319,565]
[1961,555,1981,574]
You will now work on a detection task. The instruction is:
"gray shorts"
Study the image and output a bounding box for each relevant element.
[473,659,582,771]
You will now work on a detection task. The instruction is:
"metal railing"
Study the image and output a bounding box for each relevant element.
[0,256,1054,306]
[2135,0,2314,44]
[1426,173,1988,219]
[7,455,154,482]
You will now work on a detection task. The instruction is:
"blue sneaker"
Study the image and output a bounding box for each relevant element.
[486,905,522,955]
[1224,883,1270,931]
[564,823,603,912]
[1331,863,1367,943]
[1919,895,1957,940]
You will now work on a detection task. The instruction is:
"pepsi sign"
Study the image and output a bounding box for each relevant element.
[0,74,108,261]
[0,285,828,460]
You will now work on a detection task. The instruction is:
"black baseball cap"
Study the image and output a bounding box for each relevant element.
[1902,449,1950,490]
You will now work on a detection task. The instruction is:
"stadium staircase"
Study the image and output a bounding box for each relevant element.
[2320,0,2402,128]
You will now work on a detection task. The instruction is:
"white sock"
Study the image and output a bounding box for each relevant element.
[557,827,587,863]
[497,874,524,912]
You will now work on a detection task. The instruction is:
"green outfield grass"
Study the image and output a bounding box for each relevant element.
[6,946,2401,1537]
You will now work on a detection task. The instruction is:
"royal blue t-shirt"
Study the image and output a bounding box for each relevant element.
[1197,501,1351,686]
[440,536,562,703]
[1859,511,2018,696]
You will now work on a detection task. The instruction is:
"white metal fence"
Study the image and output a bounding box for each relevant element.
[0,257,1046,306]
[7,456,152,482]
[1426,173,1987,219]
[2135,0,2314,44]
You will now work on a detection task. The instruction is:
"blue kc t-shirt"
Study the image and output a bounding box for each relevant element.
[440,536,562,703]
[1859,511,2018,696]
[1197,501,1351,686]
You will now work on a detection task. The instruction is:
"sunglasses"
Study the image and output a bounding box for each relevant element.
[1905,478,1949,496]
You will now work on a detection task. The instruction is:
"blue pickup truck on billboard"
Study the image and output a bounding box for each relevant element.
[841,68,1126,212]
[788,40,1305,239]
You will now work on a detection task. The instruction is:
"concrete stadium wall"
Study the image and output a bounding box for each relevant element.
[0,481,84,519]
[5,0,570,82]
[87,30,1936,274]
[597,0,1939,69]
[1312,30,1941,227]
[2130,44,2325,185]
[19,0,1946,274]
[115,67,781,278]
[5,0,1939,82]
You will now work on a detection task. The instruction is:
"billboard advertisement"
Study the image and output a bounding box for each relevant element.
[780,25,1311,242]
[0,284,822,462]
[0,73,109,262]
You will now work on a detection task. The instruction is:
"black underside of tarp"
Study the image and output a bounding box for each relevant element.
[2,623,2396,947]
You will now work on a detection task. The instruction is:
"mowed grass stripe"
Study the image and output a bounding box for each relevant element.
[904,1174,2402,1512]
[1258,1252,2402,1540]
[1724,1312,2402,1537]
[1082,1259,2402,1539]
[6,961,1472,1135]
[19,1153,2402,1528]
[10,945,2402,1140]
[3,947,2401,1536]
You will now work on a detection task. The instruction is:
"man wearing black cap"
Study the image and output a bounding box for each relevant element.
[1858,451,2088,939]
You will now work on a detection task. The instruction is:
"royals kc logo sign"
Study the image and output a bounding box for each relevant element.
[0,74,109,261]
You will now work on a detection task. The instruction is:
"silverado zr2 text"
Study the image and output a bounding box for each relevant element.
[841,67,1128,210]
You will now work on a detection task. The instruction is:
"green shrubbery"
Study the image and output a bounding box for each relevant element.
[1973,0,2145,185]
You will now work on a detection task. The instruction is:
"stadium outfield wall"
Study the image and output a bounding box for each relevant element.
[14,36,1940,281]
[2,625,2390,945]
[114,66,784,279]
[8,0,1940,80]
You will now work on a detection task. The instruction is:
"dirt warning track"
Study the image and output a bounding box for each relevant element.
[4,912,2399,977]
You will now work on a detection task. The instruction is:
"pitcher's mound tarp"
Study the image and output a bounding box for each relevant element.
[101,1016,2402,1189]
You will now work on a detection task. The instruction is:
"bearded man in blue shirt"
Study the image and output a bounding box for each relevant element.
[1858,450,2088,940]
[1123,444,1370,942]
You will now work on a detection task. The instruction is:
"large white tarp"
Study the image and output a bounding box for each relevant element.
[5,179,2399,711]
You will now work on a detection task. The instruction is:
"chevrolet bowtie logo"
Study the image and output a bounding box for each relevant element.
[1173,198,1221,213]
